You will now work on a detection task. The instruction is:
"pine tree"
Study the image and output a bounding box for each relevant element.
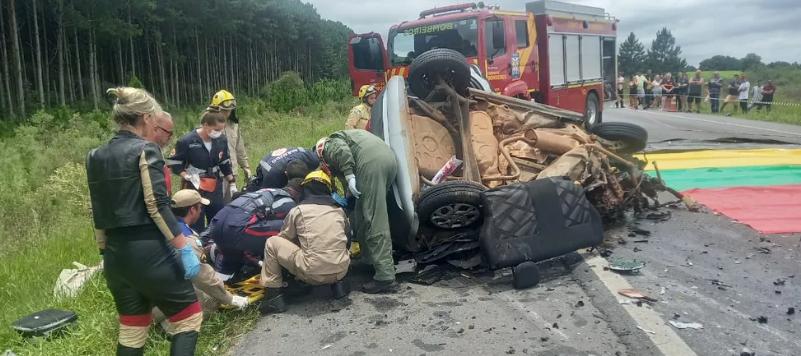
[647,28,688,75]
[618,32,646,76]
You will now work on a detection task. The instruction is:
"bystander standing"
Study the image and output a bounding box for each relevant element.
[708,72,722,113]
[720,74,741,115]
[759,80,776,112]
[688,70,704,113]
[738,74,751,113]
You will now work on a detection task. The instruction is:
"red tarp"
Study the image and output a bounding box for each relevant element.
[684,184,801,234]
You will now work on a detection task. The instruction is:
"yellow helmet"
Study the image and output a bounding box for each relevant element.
[358,85,378,101]
[302,170,332,189]
[209,90,236,111]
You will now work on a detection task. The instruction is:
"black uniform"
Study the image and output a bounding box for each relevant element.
[252,147,319,190]
[86,130,200,355]
[169,129,233,231]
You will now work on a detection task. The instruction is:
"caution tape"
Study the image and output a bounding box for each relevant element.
[613,92,801,108]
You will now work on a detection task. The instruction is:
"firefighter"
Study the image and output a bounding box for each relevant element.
[202,188,297,281]
[316,130,398,293]
[87,87,202,355]
[169,111,236,231]
[259,170,351,314]
[250,147,319,190]
[345,85,378,130]
[208,90,251,202]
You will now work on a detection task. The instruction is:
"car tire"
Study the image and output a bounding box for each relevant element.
[591,122,648,153]
[408,49,471,99]
[584,92,601,128]
[417,180,486,230]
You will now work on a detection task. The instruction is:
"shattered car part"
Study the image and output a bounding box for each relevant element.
[608,259,646,274]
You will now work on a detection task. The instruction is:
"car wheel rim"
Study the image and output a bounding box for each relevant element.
[430,203,480,229]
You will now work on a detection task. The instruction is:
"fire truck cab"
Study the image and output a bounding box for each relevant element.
[348,0,617,125]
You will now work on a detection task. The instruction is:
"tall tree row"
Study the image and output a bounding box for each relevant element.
[0,0,353,120]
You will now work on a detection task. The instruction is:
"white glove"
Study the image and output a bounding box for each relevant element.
[346,174,361,199]
[184,173,201,190]
[229,183,239,196]
[230,295,249,309]
[243,167,252,180]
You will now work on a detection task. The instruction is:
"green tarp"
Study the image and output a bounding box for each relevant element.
[647,165,801,191]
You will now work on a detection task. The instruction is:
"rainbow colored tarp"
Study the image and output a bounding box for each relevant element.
[639,148,801,234]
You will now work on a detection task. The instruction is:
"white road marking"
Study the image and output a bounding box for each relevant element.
[646,110,801,137]
[584,255,697,356]
[500,295,571,341]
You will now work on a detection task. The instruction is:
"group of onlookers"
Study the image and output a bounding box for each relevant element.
[615,70,776,115]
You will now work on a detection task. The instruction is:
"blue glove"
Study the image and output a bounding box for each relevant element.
[332,192,348,207]
[178,244,201,280]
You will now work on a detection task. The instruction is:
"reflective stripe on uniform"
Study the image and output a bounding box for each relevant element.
[139,151,175,241]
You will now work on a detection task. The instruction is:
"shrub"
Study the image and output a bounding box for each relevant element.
[265,71,308,112]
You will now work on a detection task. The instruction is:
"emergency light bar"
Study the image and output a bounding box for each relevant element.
[419,3,478,19]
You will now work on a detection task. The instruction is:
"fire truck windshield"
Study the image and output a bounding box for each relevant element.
[388,18,478,66]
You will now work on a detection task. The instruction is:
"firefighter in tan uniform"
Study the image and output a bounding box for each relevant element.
[259,170,351,313]
[345,85,378,130]
[209,90,252,202]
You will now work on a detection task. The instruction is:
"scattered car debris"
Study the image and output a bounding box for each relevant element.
[787,307,795,316]
[755,247,771,254]
[749,316,768,324]
[608,259,646,274]
[395,259,418,274]
[740,347,755,356]
[636,326,656,334]
[411,265,446,285]
[668,320,703,330]
[618,288,658,303]
[710,279,733,290]
[773,278,786,286]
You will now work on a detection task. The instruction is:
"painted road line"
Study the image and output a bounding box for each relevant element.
[645,165,801,191]
[584,255,697,356]
[636,149,801,170]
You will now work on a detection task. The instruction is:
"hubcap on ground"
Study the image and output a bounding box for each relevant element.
[430,203,480,229]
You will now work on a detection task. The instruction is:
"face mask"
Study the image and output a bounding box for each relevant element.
[209,130,223,139]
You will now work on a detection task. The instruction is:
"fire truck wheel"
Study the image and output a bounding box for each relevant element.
[584,92,601,127]
[590,122,648,153]
[408,49,471,100]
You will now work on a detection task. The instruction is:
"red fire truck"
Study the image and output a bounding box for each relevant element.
[348,0,618,125]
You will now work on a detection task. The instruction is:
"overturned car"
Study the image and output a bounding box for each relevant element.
[371,49,660,285]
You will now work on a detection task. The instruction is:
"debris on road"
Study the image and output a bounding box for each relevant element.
[749,316,768,324]
[395,259,417,274]
[618,288,658,303]
[773,278,786,286]
[740,347,756,356]
[668,320,703,330]
[608,259,645,274]
[787,307,795,316]
[636,326,656,334]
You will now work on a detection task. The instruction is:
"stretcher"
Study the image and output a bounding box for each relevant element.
[220,275,264,309]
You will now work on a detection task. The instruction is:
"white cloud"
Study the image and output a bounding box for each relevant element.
[304,0,801,65]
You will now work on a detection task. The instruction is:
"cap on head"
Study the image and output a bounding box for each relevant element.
[171,189,210,208]
[209,90,236,111]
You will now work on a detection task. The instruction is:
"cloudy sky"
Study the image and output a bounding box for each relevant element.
[304,0,801,66]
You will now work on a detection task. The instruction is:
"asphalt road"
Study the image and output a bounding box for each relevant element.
[233,107,801,356]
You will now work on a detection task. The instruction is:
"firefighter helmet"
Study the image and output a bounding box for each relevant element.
[358,85,378,102]
[209,90,237,111]
[302,170,332,189]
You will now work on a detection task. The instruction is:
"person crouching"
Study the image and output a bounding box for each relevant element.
[259,170,350,314]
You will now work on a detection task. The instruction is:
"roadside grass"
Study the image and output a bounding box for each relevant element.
[0,98,352,355]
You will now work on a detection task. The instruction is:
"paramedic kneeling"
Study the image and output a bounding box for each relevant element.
[259,170,351,314]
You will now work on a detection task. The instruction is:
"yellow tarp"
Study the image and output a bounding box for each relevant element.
[637,149,801,171]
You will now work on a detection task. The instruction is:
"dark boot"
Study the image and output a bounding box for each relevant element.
[362,279,398,294]
[259,288,287,314]
[331,279,350,299]
[116,345,144,356]
[170,331,198,356]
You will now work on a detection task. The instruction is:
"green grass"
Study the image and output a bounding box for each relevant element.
[0,97,353,355]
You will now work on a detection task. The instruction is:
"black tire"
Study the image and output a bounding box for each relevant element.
[591,122,648,153]
[584,92,601,128]
[408,49,471,99]
[417,180,486,230]
[512,261,540,289]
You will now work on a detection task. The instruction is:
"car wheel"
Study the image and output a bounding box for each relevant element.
[417,181,486,230]
[591,122,648,153]
[408,49,471,99]
[584,92,601,128]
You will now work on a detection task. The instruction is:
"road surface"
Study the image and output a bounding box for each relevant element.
[233,107,801,356]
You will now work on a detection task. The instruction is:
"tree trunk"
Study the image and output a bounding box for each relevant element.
[65,28,75,102]
[74,28,84,100]
[41,2,51,106]
[195,30,202,102]
[145,32,154,93]
[128,2,135,77]
[156,33,167,105]
[89,29,99,110]
[9,0,25,118]
[0,2,13,118]
[204,38,210,98]
[31,0,45,109]
[57,0,66,106]
[117,39,124,84]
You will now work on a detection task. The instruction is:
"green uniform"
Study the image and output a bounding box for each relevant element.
[323,130,397,281]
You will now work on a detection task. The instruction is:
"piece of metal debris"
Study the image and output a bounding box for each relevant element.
[608,259,645,274]
[618,288,658,303]
[787,307,795,316]
[668,320,703,329]
[636,326,656,334]
[395,259,417,274]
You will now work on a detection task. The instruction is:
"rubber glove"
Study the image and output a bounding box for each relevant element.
[331,192,348,207]
[243,167,252,180]
[183,173,201,190]
[178,244,201,280]
[229,183,239,196]
[230,295,249,309]
[345,174,361,199]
